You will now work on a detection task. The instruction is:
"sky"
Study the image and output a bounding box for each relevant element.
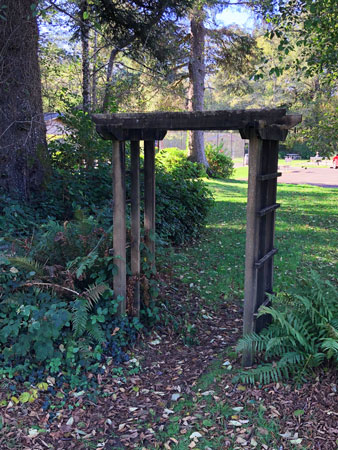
[216,5,256,30]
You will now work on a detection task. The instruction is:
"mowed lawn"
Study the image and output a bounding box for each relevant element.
[152,177,337,449]
[165,177,337,307]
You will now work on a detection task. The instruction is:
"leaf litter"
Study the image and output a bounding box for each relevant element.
[0,272,336,449]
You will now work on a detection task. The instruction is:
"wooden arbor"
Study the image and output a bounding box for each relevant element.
[92,109,301,365]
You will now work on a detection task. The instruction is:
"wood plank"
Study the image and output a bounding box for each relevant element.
[144,140,156,271]
[257,172,281,181]
[242,129,264,367]
[257,203,280,217]
[130,141,140,318]
[256,140,279,332]
[113,141,126,315]
[92,108,289,132]
[96,126,167,141]
[254,248,278,269]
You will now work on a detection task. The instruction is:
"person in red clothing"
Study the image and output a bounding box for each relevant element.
[333,154,338,169]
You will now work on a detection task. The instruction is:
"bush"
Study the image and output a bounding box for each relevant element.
[205,144,234,179]
[156,147,206,179]
[235,271,338,384]
[48,108,112,171]
[0,221,141,384]
[155,169,213,245]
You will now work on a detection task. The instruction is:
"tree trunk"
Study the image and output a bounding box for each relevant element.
[80,0,90,112]
[102,48,119,112]
[92,30,98,110]
[0,0,49,201]
[187,9,208,167]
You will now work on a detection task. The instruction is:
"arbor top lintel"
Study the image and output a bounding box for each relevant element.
[92,109,302,137]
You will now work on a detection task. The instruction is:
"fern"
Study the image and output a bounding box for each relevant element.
[86,322,105,344]
[8,256,44,276]
[73,298,88,337]
[235,271,338,384]
[72,283,108,340]
[83,283,108,308]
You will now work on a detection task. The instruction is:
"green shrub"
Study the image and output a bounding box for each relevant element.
[235,271,338,384]
[48,108,112,170]
[155,168,213,245]
[156,147,206,179]
[205,144,234,179]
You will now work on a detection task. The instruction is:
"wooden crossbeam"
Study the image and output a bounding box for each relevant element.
[93,109,301,135]
[257,172,281,181]
[257,203,280,217]
[254,248,278,269]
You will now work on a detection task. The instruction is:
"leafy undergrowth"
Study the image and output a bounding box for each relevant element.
[0,273,336,449]
[0,179,336,449]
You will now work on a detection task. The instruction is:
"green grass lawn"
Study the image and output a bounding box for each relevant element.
[154,177,337,449]
[161,177,337,308]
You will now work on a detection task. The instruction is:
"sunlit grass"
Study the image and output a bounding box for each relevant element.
[161,178,337,307]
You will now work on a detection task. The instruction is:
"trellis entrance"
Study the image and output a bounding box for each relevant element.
[92,109,301,365]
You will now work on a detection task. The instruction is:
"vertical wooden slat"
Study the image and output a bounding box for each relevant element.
[144,140,156,271]
[242,130,264,367]
[113,140,126,315]
[130,141,140,318]
[243,133,280,366]
[255,139,278,332]
[263,140,279,295]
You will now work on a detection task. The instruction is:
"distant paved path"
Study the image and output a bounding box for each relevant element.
[278,167,338,188]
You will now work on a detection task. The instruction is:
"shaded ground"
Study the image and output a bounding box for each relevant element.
[0,275,336,449]
[0,180,336,449]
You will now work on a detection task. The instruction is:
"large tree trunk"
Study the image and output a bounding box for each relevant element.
[92,30,98,110]
[187,9,208,167]
[102,48,119,112]
[80,0,91,112]
[0,0,49,201]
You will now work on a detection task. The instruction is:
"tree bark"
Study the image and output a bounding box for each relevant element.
[80,0,90,112]
[91,30,98,110]
[102,48,119,112]
[0,0,49,200]
[187,8,208,167]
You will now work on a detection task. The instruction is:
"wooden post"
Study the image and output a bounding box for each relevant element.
[242,130,263,366]
[242,129,280,366]
[113,140,126,315]
[144,140,156,271]
[130,141,140,318]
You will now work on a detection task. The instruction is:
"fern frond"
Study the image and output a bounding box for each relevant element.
[8,256,44,276]
[86,322,105,344]
[82,283,108,309]
[73,298,88,337]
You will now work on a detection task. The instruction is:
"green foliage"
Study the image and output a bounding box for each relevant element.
[48,107,112,170]
[155,169,213,245]
[205,144,234,179]
[260,0,338,82]
[235,272,338,384]
[156,148,206,179]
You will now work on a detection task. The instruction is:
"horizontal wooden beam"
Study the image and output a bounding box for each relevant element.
[93,109,291,133]
[257,203,280,217]
[254,248,278,269]
[96,126,167,141]
[257,172,282,181]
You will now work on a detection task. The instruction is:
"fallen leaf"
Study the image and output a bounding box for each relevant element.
[66,417,74,426]
[190,431,202,439]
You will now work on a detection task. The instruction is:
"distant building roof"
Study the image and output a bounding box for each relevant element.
[44,112,63,121]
